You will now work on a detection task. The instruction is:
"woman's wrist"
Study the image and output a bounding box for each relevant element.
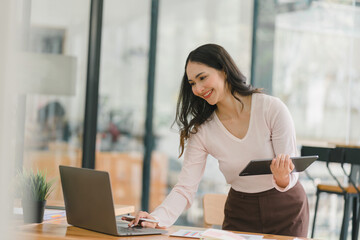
[274,174,290,188]
[154,221,166,229]
[150,215,162,229]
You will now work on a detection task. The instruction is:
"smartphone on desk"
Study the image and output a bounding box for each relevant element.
[120,215,159,224]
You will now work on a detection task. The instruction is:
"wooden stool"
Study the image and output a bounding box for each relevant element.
[202,193,227,228]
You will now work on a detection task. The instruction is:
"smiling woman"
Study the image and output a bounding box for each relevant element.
[186,62,226,104]
[177,44,261,157]
[129,44,309,238]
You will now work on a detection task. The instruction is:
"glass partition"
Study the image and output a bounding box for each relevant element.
[272,1,360,238]
[21,0,90,206]
[273,1,360,145]
[154,0,254,226]
[95,0,157,212]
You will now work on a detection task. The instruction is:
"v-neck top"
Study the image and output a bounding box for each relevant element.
[151,93,299,227]
[213,94,254,142]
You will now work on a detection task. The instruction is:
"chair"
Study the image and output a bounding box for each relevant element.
[301,146,360,240]
[202,193,227,228]
[340,147,360,240]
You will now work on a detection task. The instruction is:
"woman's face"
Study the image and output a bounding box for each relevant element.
[186,61,228,105]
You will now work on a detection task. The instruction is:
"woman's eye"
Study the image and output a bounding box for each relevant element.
[189,82,195,86]
[200,76,206,80]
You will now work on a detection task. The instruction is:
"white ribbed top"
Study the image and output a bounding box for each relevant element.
[151,93,299,227]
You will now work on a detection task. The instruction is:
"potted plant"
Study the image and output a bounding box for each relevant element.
[18,169,54,223]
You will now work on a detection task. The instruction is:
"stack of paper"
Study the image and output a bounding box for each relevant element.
[170,229,204,238]
[170,229,264,240]
[200,229,246,240]
[43,209,66,221]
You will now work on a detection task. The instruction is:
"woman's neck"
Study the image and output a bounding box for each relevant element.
[216,93,251,121]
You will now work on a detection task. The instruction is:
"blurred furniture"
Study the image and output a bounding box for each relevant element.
[16,53,77,169]
[301,145,360,240]
[23,143,167,212]
[22,144,82,203]
[338,146,360,240]
[95,151,168,212]
[202,193,227,227]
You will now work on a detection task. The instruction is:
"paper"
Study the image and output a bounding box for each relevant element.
[170,229,204,238]
[237,233,263,240]
[43,209,66,221]
[201,229,246,240]
[170,229,265,240]
[13,207,23,215]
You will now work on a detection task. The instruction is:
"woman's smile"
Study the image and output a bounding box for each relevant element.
[202,89,213,99]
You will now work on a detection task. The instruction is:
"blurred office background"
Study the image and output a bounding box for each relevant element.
[1,0,359,239]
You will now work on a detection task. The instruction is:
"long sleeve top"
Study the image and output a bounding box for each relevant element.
[151,93,299,227]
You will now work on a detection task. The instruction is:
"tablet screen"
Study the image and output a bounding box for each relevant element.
[239,155,318,176]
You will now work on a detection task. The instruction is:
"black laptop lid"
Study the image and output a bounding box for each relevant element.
[59,166,118,235]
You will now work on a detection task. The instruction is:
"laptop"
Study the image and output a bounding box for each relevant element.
[59,165,167,236]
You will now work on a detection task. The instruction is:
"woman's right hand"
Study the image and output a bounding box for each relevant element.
[122,211,158,228]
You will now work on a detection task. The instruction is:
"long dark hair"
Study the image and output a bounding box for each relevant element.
[175,43,261,157]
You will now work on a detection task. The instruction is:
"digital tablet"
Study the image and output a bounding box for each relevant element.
[239,155,318,176]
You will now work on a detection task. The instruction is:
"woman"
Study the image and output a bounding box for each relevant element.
[125,44,309,237]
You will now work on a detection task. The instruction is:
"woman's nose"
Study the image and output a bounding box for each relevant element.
[194,83,204,96]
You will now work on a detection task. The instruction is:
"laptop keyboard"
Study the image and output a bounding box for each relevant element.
[116,221,167,236]
[116,219,164,235]
[118,225,140,231]
[117,225,155,235]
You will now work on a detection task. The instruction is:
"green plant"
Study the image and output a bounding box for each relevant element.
[18,169,54,202]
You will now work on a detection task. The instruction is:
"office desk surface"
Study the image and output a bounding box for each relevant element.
[15,219,316,240]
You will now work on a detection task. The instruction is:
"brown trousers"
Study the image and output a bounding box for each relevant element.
[222,181,309,238]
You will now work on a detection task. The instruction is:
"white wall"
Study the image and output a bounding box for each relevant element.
[0,0,22,239]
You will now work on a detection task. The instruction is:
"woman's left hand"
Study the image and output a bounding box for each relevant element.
[270,154,295,188]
